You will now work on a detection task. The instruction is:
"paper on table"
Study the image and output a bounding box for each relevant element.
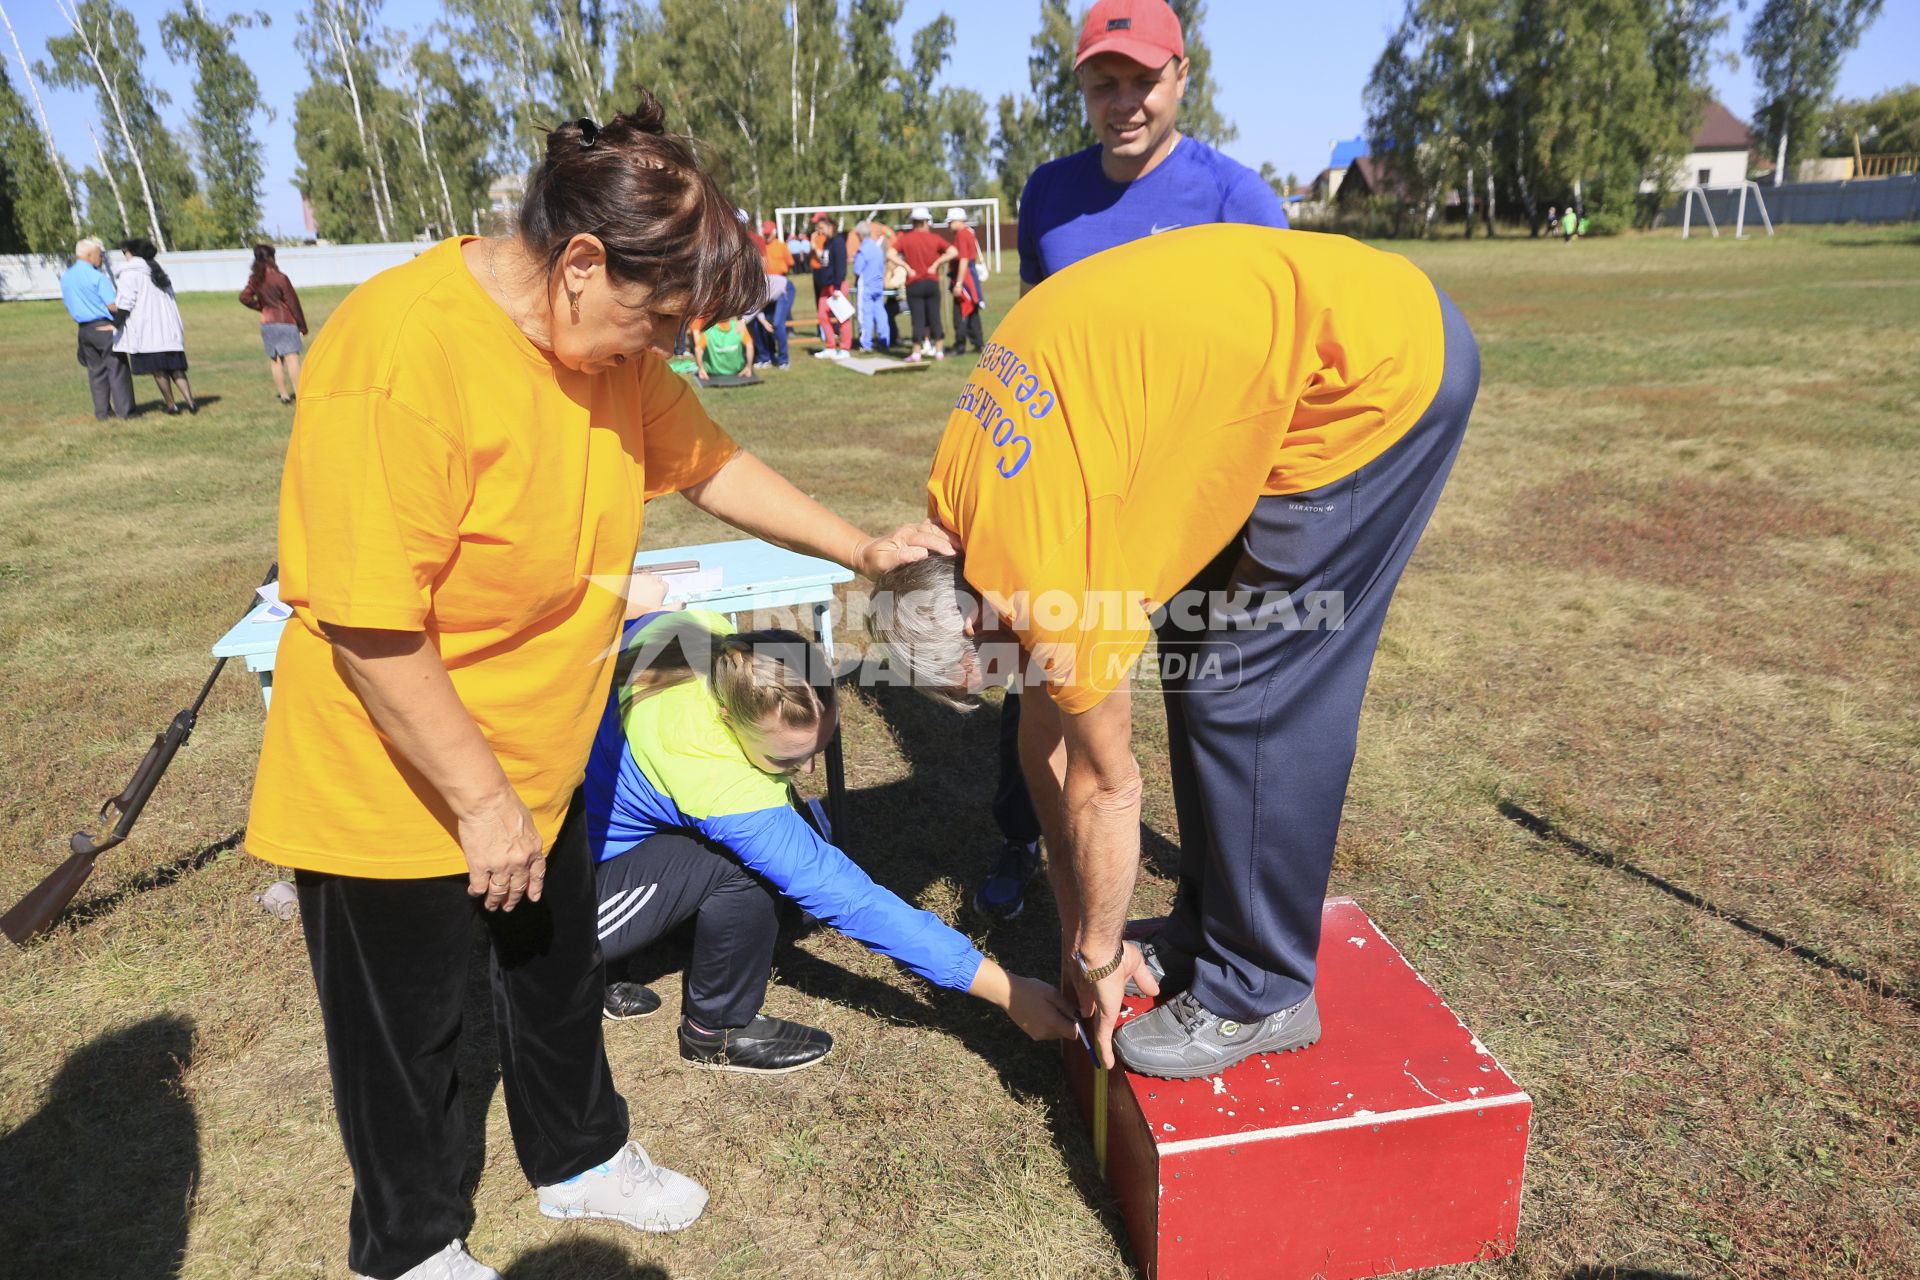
[663,568,724,603]
[255,581,293,622]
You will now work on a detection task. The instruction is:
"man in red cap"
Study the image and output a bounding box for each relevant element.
[968,0,1293,924]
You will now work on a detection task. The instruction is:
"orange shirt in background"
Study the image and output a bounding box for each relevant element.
[247,238,740,878]
[764,238,794,275]
[926,226,1446,714]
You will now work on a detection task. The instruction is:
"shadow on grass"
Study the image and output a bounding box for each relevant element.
[501,1239,670,1278]
[1818,232,1920,249]
[0,1015,199,1278]
[130,392,226,417]
[852,680,1183,895]
[39,827,246,936]
[1563,1269,1698,1279]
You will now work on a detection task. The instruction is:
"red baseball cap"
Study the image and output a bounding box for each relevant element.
[1075,0,1185,70]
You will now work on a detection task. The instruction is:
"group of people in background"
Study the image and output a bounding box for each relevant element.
[1543,203,1590,241]
[38,2,1481,1277]
[59,239,306,419]
[731,204,985,368]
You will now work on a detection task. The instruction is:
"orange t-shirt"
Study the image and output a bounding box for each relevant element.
[246,238,739,878]
[764,238,794,276]
[926,226,1445,714]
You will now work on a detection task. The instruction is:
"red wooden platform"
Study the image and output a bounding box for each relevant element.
[1065,897,1531,1279]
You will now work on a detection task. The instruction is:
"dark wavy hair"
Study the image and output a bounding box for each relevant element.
[246,243,276,294]
[121,236,169,290]
[517,88,764,324]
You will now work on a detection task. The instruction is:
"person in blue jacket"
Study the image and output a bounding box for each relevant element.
[585,607,1079,1073]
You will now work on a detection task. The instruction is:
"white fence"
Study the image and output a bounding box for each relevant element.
[0,241,433,302]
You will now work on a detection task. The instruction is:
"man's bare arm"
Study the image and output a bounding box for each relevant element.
[1057,680,1143,963]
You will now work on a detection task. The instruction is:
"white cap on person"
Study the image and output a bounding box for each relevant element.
[909,205,933,222]
[943,206,969,224]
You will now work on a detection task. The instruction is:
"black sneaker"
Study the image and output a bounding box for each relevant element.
[679,1015,832,1075]
[969,839,1043,920]
[603,981,662,1021]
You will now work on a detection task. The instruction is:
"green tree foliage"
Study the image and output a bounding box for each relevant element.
[1744,0,1883,175]
[160,3,269,247]
[1818,83,1920,156]
[296,0,403,241]
[994,0,1090,211]
[0,61,76,253]
[398,41,501,237]
[1166,0,1234,146]
[294,26,498,244]
[1369,0,1723,232]
[292,79,382,242]
[445,0,554,172]
[43,0,200,249]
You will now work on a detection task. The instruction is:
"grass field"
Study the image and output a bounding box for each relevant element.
[1,226,1916,1280]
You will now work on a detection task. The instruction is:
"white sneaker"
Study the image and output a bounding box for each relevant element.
[359,1238,500,1280]
[536,1140,707,1233]
[833,349,852,360]
[812,348,837,359]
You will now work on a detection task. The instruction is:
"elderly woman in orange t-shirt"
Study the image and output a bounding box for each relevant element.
[245,96,951,1280]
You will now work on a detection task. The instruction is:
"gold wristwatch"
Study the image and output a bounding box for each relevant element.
[1074,941,1128,984]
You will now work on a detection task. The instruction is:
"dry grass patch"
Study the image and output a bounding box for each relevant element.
[4,227,1920,1278]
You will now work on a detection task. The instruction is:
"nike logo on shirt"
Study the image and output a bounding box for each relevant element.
[1150,222,1182,235]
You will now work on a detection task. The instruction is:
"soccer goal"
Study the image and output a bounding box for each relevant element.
[772,198,1004,275]
[1681,182,1775,240]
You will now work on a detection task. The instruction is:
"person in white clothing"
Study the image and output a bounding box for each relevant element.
[113,238,195,415]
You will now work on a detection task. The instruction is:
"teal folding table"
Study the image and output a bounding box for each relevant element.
[214,538,857,836]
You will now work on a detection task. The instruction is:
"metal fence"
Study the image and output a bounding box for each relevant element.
[0,241,433,303]
[1661,175,1918,228]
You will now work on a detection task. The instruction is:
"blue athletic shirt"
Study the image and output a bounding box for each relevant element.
[1017,136,1289,285]
[584,610,984,994]
[60,260,118,324]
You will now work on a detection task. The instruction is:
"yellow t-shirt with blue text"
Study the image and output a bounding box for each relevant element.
[247,238,739,878]
[925,225,1445,714]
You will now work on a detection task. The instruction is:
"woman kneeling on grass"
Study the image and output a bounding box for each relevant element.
[587,607,1079,1072]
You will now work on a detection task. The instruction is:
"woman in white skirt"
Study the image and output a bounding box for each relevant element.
[113,237,195,415]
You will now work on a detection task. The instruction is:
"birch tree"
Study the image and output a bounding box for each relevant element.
[1745,0,1882,184]
[161,1,270,244]
[301,0,395,240]
[45,0,188,250]
[445,0,551,172]
[0,0,81,236]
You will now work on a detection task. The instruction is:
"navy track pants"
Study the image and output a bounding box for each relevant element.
[1157,289,1479,1022]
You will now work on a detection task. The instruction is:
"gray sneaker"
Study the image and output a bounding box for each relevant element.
[1124,934,1195,997]
[359,1239,499,1280]
[536,1140,707,1233]
[1115,989,1321,1080]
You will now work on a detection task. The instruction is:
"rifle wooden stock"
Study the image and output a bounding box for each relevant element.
[0,847,102,945]
[3,562,275,946]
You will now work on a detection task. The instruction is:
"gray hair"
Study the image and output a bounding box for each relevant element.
[74,236,105,260]
[866,554,979,712]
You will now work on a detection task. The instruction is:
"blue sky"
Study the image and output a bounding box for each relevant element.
[8,0,1916,238]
